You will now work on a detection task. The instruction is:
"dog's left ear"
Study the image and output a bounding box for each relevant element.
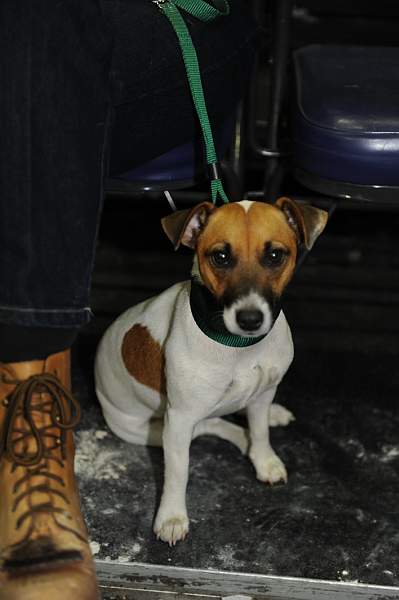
[275,197,328,250]
[161,202,215,250]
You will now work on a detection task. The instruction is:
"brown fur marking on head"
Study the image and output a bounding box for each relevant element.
[249,202,298,297]
[196,202,299,300]
[121,324,166,395]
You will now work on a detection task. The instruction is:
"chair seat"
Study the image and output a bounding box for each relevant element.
[292,45,399,186]
[112,113,235,191]
[117,138,201,187]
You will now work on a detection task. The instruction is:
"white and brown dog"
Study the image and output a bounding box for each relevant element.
[95,198,328,545]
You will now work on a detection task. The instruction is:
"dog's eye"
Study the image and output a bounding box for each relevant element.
[210,248,231,268]
[263,246,286,268]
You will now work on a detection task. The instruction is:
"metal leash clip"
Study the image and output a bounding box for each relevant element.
[152,0,168,8]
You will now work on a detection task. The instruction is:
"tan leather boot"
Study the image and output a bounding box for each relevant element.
[0,350,99,599]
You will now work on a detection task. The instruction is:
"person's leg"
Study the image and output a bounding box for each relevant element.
[0,1,112,597]
[0,0,112,331]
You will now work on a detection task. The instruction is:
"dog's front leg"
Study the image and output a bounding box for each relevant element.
[247,387,288,485]
[153,408,194,546]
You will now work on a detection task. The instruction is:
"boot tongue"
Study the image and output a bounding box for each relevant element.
[1,350,71,395]
[0,361,52,463]
[0,365,80,467]
[10,377,61,464]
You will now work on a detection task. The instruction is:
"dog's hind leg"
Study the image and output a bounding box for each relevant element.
[107,413,165,446]
[121,417,249,454]
[97,388,165,446]
[269,403,295,427]
[110,418,165,446]
[193,418,249,455]
[111,409,292,448]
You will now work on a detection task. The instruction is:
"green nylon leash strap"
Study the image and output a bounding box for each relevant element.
[154,0,230,204]
[171,0,229,21]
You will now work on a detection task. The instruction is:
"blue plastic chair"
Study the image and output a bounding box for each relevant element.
[291,44,399,206]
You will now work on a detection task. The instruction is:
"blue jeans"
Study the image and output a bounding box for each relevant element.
[0,0,256,328]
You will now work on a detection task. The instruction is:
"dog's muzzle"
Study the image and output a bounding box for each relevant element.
[223,291,276,337]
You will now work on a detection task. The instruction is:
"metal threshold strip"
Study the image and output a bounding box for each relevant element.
[96,560,399,600]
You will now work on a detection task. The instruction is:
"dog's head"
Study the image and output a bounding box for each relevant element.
[162,199,328,338]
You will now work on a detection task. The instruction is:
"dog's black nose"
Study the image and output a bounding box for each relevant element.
[236,309,264,331]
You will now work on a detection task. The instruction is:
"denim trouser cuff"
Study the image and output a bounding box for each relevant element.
[0,306,92,329]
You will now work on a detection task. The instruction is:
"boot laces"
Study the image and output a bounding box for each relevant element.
[0,372,83,539]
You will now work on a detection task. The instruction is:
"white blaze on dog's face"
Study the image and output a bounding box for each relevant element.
[162,198,328,337]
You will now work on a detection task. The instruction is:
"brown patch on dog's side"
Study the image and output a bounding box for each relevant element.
[121,324,166,395]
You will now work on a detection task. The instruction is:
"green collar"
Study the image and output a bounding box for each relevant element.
[189,280,267,348]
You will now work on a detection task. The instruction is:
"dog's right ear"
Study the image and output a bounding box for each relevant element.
[275,197,328,250]
[161,202,215,250]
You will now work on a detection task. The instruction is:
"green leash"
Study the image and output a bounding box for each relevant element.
[156,0,264,348]
[153,0,230,205]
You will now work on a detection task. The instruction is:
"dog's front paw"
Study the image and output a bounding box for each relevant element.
[154,514,189,546]
[269,403,295,427]
[252,452,288,485]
